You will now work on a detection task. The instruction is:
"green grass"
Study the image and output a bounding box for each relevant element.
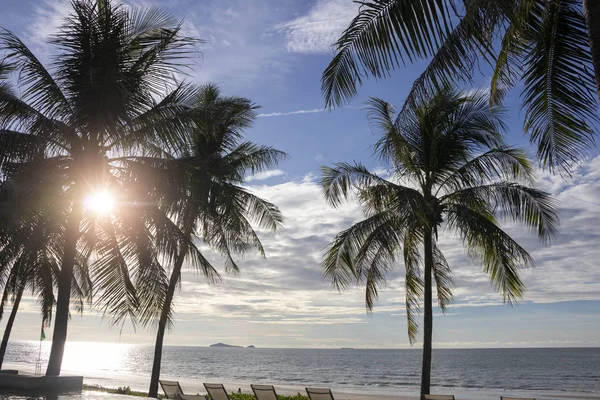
[228,393,309,400]
[83,384,162,398]
[83,384,311,400]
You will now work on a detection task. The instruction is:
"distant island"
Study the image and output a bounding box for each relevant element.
[209,342,257,348]
[209,342,242,348]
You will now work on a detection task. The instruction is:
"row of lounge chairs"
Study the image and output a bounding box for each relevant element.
[159,380,535,400]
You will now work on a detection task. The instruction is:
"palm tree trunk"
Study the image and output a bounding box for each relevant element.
[46,203,82,376]
[583,0,600,100]
[420,229,434,397]
[0,283,24,369]
[148,242,189,398]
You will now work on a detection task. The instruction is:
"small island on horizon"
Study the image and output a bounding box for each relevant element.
[209,342,257,348]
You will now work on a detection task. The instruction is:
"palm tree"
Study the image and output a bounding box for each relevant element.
[0,181,93,368]
[320,88,558,396]
[0,209,56,369]
[123,84,286,398]
[321,0,600,171]
[0,0,201,375]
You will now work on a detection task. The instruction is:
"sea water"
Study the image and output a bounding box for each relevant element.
[4,342,600,396]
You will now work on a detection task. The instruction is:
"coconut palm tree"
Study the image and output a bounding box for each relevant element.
[122,84,286,398]
[321,0,599,171]
[320,88,559,396]
[0,181,93,368]
[0,0,201,375]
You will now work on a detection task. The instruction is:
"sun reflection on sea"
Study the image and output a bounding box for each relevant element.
[60,342,131,374]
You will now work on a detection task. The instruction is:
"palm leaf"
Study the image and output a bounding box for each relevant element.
[521,0,599,170]
[321,0,454,107]
[403,226,424,344]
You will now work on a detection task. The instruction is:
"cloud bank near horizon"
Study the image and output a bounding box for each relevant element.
[6,156,600,348]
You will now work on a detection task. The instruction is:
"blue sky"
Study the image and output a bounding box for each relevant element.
[0,0,599,349]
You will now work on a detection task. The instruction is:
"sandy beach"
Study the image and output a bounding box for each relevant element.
[4,362,599,400]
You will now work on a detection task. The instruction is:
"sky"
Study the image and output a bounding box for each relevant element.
[0,0,599,349]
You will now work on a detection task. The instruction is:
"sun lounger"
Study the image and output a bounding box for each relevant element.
[422,395,455,400]
[251,384,280,400]
[160,380,185,399]
[306,387,335,400]
[501,397,535,400]
[204,383,231,400]
[159,380,205,400]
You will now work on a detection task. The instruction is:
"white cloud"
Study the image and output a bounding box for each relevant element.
[178,0,296,91]
[19,0,294,92]
[257,108,325,118]
[28,0,71,45]
[5,149,600,347]
[274,0,358,54]
[246,169,286,181]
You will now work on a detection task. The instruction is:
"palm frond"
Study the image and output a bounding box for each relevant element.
[521,0,599,170]
[91,220,139,327]
[321,0,454,107]
[323,210,404,292]
[403,226,423,344]
[321,162,401,207]
[437,147,533,194]
[432,242,453,311]
[0,29,71,119]
[445,203,532,303]
[489,0,536,104]
[443,182,559,241]
[401,0,508,111]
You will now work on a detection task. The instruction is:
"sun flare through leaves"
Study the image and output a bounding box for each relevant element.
[83,190,116,216]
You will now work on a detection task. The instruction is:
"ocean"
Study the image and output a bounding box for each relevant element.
[3,342,600,397]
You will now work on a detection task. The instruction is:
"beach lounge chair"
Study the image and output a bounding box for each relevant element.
[306,387,335,400]
[251,384,280,400]
[422,395,455,400]
[501,397,535,400]
[160,380,185,399]
[204,383,231,400]
[159,380,205,400]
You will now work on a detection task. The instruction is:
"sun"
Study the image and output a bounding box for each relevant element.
[84,189,116,216]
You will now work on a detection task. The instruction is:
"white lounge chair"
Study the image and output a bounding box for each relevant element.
[204,383,231,400]
[501,397,535,400]
[251,384,280,400]
[306,387,335,400]
[159,380,205,400]
[422,395,455,400]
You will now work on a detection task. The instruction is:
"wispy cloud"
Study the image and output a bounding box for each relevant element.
[178,0,297,91]
[274,0,358,54]
[257,108,325,118]
[246,169,286,181]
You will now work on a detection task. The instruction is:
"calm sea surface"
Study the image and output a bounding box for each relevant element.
[3,342,600,395]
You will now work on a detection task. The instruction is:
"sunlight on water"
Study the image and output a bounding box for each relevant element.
[4,343,600,395]
[60,342,131,374]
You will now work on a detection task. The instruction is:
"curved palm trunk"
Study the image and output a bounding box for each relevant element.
[420,229,434,397]
[0,283,25,369]
[148,242,189,398]
[583,0,600,100]
[46,203,82,376]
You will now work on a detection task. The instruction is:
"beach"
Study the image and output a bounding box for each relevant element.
[4,361,600,400]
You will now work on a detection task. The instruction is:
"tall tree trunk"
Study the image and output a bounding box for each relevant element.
[45,203,82,376]
[0,283,24,369]
[420,229,434,398]
[148,242,189,398]
[583,0,600,100]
